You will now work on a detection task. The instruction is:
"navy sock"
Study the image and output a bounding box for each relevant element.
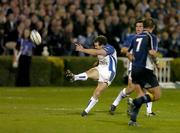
[133,94,151,108]
[130,106,141,122]
[130,94,151,122]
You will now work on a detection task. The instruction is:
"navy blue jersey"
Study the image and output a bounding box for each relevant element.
[129,31,158,70]
[123,34,136,48]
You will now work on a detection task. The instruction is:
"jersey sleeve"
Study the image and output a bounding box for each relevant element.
[103,45,115,55]
[152,34,158,51]
[147,33,158,51]
[128,39,134,52]
[123,34,135,48]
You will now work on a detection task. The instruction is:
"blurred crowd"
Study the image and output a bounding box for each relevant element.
[0,0,179,57]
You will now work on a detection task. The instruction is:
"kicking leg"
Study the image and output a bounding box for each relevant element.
[66,68,98,82]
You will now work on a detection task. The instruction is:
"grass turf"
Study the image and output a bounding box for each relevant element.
[0,86,180,133]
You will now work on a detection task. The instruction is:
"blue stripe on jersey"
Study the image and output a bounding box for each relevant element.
[103,44,117,82]
[109,55,117,82]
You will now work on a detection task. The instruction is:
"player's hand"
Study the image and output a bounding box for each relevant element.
[149,49,157,57]
[74,42,84,52]
[150,55,160,69]
[126,52,134,61]
[154,60,160,70]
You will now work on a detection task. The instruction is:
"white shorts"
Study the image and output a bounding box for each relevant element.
[95,65,115,86]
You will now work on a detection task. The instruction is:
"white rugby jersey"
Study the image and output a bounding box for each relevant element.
[97,44,117,82]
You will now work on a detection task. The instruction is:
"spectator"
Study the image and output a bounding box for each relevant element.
[159,31,172,57]
[84,25,98,49]
[168,32,180,57]
[0,10,6,54]
[46,18,64,56]
[4,9,18,55]
[15,28,35,86]
[63,22,74,56]
[73,13,86,37]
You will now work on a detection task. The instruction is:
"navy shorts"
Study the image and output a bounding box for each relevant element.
[131,66,159,89]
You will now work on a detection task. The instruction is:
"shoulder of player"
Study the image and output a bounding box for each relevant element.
[151,33,157,39]
[141,31,154,37]
[103,44,114,48]
[102,44,115,53]
[135,32,154,40]
[127,34,136,38]
[144,32,158,41]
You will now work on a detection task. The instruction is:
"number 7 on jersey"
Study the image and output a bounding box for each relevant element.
[136,38,143,52]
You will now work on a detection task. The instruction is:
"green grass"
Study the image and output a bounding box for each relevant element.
[0,87,180,133]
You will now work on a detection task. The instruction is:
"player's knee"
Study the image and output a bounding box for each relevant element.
[154,92,161,101]
[95,91,101,97]
[148,86,161,101]
[152,91,161,101]
[155,87,161,101]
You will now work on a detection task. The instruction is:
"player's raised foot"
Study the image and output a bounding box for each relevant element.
[146,112,156,117]
[65,69,75,82]
[109,105,116,115]
[128,120,138,126]
[127,98,135,117]
[81,110,88,117]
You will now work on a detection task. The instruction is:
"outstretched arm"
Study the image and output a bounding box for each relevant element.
[75,43,107,56]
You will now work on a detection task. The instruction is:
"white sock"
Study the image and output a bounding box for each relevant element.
[84,97,98,113]
[74,72,88,81]
[112,88,127,106]
[146,102,153,113]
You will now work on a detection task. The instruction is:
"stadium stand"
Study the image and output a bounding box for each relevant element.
[0,0,179,57]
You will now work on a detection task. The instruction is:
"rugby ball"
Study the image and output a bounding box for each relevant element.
[30,30,42,45]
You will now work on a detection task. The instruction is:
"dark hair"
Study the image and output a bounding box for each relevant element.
[143,18,155,28]
[135,19,144,26]
[94,35,107,46]
[6,9,13,17]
